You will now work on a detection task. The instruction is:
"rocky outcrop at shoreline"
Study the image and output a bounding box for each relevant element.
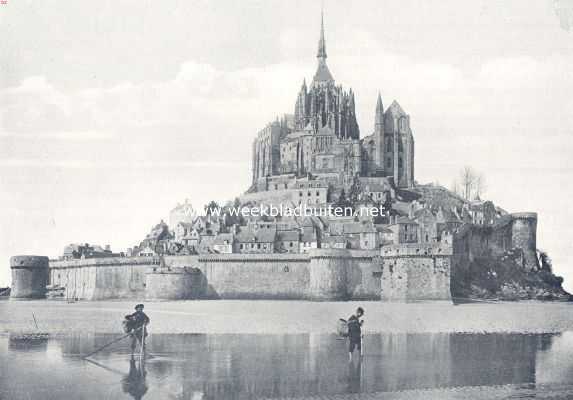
[453,254,570,301]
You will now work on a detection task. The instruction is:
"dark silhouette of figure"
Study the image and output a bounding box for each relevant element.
[121,356,148,400]
[124,304,150,352]
[347,307,364,361]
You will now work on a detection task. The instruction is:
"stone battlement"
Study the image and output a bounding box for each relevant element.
[510,212,538,220]
[10,247,450,301]
[50,256,159,269]
[381,243,453,258]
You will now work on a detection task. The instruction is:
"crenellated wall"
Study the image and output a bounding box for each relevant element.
[40,251,383,301]
[11,244,456,301]
[34,246,450,301]
[12,212,537,302]
[49,257,157,300]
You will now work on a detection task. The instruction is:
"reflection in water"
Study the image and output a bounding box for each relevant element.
[2,332,573,399]
[8,334,49,353]
[347,358,363,393]
[122,356,148,400]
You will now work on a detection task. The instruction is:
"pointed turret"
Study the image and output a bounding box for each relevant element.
[375,93,384,125]
[374,92,385,172]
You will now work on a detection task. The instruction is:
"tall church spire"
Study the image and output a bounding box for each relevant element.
[317,8,327,60]
[312,8,334,86]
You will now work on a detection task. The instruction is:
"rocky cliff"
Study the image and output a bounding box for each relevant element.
[452,253,570,301]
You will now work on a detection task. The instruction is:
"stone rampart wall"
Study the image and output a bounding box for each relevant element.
[43,251,382,301]
[380,253,451,301]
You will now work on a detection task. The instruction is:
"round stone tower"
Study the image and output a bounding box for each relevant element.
[308,249,349,300]
[145,267,206,300]
[10,255,49,299]
[510,212,538,271]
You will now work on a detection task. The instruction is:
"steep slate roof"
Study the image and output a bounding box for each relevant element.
[386,100,406,116]
[276,230,300,242]
[343,222,377,234]
[363,182,388,192]
[392,216,418,225]
[213,233,234,245]
[301,226,317,242]
[374,224,393,233]
[414,208,436,219]
[313,62,334,84]
[235,227,276,243]
[322,235,346,244]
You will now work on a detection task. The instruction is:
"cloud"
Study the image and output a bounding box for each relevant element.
[1,31,573,170]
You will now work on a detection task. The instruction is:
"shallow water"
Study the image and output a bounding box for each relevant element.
[2,332,573,399]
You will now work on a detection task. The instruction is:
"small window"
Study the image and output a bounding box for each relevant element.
[240,244,244,249]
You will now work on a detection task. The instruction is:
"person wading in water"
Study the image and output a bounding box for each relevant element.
[347,307,364,361]
[124,304,150,353]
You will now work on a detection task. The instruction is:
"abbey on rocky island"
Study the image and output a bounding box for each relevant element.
[251,12,415,190]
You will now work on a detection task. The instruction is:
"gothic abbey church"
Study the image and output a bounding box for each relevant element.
[251,13,415,189]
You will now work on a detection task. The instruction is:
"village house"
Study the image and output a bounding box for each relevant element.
[212,233,234,254]
[321,234,348,249]
[197,234,216,254]
[388,216,419,244]
[465,199,497,226]
[375,225,394,246]
[412,207,439,244]
[234,225,276,254]
[139,245,156,257]
[300,226,319,253]
[342,221,378,250]
[61,243,116,260]
[276,230,300,253]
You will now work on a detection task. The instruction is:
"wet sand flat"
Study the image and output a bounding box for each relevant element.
[1,299,573,335]
[2,332,573,399]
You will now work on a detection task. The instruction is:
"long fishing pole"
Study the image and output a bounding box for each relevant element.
[83,326,144,359]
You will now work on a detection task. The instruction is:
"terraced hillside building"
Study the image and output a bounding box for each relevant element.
[251,12,415,190]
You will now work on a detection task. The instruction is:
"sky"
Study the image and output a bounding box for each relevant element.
[1,0,572,289]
